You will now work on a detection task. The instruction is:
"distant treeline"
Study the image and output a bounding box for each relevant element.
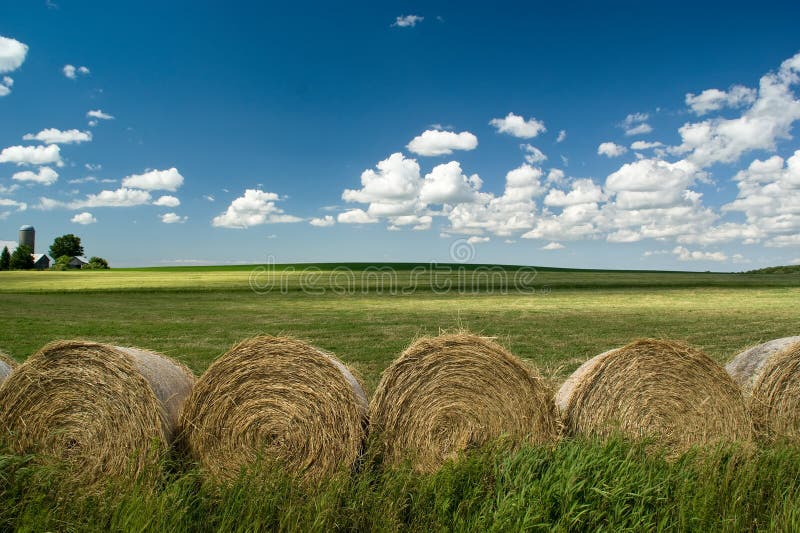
[746,265,800,274]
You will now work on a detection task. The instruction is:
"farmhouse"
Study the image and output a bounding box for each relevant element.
[67,256,89,269]
[32,254,50,270]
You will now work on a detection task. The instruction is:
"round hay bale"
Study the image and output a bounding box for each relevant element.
[0,340,195,484]
[369,333,558,473]
[0,350,17,384]
[180,335,367,483]
[726,336,800,439]
[556,339,751,453]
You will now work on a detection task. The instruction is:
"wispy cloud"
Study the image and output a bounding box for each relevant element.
[392,15,423,28]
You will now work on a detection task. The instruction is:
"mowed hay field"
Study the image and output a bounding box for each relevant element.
[1,264,800,531]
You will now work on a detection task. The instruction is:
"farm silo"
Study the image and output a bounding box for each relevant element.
[18,225,35,253]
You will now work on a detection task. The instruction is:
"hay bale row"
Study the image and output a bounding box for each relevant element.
[0,334,558,479]
[0,333,798,483]
[726,337,800,440]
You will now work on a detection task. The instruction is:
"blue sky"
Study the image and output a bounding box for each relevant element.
[1,1,800,269]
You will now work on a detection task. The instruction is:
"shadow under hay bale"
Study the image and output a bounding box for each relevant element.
[726,336,800,440]
[179,335,367,483]
[0,350,17,384]
[369,333,558,473]
[0,340,195,485]
[556,339,752,454]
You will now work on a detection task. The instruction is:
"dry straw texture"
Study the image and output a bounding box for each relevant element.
[0,350,17,384]
[726,336,800,440]
[180,335,368,483]
[556,339,752,454]
[369,333,558,473]
[0,340,195,484]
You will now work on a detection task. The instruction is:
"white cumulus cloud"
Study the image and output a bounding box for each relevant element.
[63,64,90,79]
[447,164,543,237]
[541,242,564,250]
[0,144,62,166]
[490,112,546,138]
[544,179,605,207]
[12,166,59,185]
[161,212,187,224]
[0,36,28,74]
[685,85,756,115]
[598,142,627,157]
[309,215,335,227]
[337,208,378,224]
[23,128,92,144]
[343,153,420,203]
[212,189,302,228]
[721,150,800,247]
[407,129,478,156]
[605,158,704,209]
[419,161,483,205]
[153,195,180,207]
[388,214,432,231]
[121,168,184,191]
[71,212,96,224]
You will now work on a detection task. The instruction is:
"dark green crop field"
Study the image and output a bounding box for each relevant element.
[1,264,799,531]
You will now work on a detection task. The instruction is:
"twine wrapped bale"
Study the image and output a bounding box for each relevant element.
[0,350,17,384]
[726,336,800,440]
[556,339,752,453]
[0,340,195,483]
[179,335,368,483]
[368,333,558,473]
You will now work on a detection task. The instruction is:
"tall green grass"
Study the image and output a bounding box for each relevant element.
[2,438,800,531]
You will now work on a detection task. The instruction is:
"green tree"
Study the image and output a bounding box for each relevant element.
[85,256,110,270]
[51,255,71,271]
[9,244,34,270]
[49,234,84,260]
[0,246,9,271]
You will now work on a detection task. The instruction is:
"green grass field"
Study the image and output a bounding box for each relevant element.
[1,264,800,531]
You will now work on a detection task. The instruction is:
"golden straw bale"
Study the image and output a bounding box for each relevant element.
[180,335,367,483]
[0,340,195,484]
[726,336,800,440]
[369,333,558,472]
[556,339,752,454]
